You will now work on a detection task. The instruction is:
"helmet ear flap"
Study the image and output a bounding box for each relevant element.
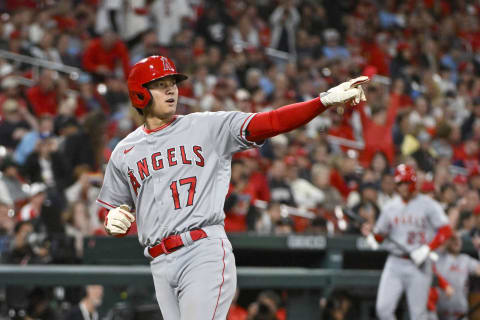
[129,86,151,109]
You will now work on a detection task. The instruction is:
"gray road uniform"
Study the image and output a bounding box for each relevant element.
[436,253,480,320]
[374,195,449,320]
[97,111,260,319]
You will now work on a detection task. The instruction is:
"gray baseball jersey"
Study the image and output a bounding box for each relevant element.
[375,195,448,320]
[97,111,259,320]
[374,194,449,255]
[436,253,479,319]
[97,111,259,246]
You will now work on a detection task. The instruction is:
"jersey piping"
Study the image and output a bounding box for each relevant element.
[143,116,178,134]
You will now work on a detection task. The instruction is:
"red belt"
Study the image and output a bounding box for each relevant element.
[148,229,207,258]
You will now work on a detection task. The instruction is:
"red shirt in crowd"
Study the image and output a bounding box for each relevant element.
[329,168,352,199]
[26,85,58,116]
[361,41,390,76]
[357,94,401,167]
[225,171,270,232]
[227,304,247,320]
[327,120,356,153]
[82,38,131,79]
[6,0,36,10]
[453,141,480,172]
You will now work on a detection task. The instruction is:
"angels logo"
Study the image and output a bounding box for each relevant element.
[127,167,141,196]
[161,56,175,72]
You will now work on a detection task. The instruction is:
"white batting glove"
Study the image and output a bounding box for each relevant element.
[320,76,369,107]
[104,205,135,237]
[365,233,379,250]
[410,245,431,266]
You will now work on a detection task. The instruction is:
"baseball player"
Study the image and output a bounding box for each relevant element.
[366,164,453,320]
[435,233,480,320]
[96,55,369,319]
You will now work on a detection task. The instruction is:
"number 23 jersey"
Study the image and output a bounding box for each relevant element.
[97,111,259,247]
[373,194,449,255]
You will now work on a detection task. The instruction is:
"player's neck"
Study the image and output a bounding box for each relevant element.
[144,115,175,131]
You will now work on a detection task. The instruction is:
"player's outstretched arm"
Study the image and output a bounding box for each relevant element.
[245,76,369,142]
[104,204,136,237]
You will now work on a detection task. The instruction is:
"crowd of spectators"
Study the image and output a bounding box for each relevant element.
[0,0,480,318]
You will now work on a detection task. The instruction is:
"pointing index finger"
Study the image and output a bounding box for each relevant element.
[350,76,370,88]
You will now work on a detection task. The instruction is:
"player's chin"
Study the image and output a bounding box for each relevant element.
[163,102,177,114]
[164,107,176,118]
[153,104,176,118]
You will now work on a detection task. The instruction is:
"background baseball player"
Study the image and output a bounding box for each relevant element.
[365,164,453,320]
[96,55,369,319]
[435,232,480,320]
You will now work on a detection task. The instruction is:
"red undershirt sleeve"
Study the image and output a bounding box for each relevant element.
[435,269,449,290]
[245,97,328,142]
[429,224,453,251]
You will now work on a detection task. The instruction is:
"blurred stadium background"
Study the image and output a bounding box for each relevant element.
[0,0,480,319]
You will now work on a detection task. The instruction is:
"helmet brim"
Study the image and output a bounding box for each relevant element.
[143,73,188,87]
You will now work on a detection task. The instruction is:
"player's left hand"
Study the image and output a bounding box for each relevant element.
[410,244,431,266]
[320,76,369,107]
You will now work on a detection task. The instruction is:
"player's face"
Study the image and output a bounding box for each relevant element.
[447,235,462,254]
[147,77,178,119]
[396,182,411,200]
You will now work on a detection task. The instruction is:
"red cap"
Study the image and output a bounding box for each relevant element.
[362,65,377,79]
[394,164,416,183]
[394,164,416,193]
[453,174,468,185]
[421,180,435,193]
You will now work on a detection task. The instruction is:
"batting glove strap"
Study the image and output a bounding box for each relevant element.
[320,76,369,107]
[410,244,431,266]
[104,206,135,236]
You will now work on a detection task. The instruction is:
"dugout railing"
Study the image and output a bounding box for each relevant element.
[2,233,478,319]
[0,265,381,319]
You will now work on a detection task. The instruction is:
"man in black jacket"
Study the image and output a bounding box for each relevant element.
[63,285,103,320]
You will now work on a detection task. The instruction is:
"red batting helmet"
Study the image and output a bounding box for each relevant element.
[394,164,417,192]
[127,56,188,109]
